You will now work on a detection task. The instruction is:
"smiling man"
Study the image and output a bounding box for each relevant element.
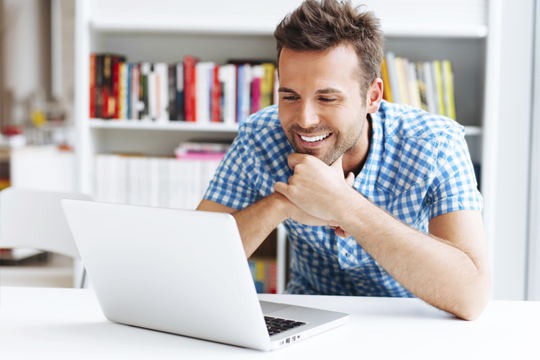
[197,0,490,320]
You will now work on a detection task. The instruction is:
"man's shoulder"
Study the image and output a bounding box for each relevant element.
[239,105,282,135]
[378,101,464,143]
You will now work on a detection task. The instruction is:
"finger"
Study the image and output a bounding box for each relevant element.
[346,172,355,187]
[274,181,289,196]
[287,153,309,170]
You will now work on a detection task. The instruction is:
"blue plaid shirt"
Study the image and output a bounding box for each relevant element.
[204,101,483,297]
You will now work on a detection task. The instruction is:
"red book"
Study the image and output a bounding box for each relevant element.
[102,55,112,118]
[112,56,123,119]
[211,65,221,122]
[89,54,96,118]
[183,55,199,122]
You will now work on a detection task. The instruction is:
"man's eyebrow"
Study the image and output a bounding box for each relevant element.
[278,87,297,93]
[278,87,343,94]
[315,87,342,95]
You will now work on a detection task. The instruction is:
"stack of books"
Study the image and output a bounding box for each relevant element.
[381,52,457,121]
[94,142,229,210]
[248,257,277,294]
[89,54,278,124]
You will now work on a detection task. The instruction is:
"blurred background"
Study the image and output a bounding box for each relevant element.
[0,0,539,302]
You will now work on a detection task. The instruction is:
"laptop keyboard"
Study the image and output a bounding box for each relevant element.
[264,316,306,336]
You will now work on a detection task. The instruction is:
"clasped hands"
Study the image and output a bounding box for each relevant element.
[274,153,356,238]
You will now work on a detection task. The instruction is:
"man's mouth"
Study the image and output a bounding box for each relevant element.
[299,133,331,143]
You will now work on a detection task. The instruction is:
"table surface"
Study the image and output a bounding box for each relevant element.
[1,286,539,359]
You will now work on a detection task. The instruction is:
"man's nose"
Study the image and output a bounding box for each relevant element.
[296,100,320,128]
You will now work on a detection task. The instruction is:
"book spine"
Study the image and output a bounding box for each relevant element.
[184,56,199,122]
[394,57,409,105]
[148,64,157,121]
[156,62,169,123]
[432,60,445,116]
[211,65,221,122]
[112,56,123,119]
[261,63,275,109]
[236,64,243,123]
[168,64,177,121]
[195,62,213,124]
[118,62,127,119]
[442,60,456,120]
[251,65,263,114]
[423,62,437,115]
[131,64,140,120]
[219,64,236,125]
[89,54,96,118]
[415,62,428,111]
[176,63,185,120]
[125,63,132,120]
[139,63,150,120]
[381,56,393,103]
[407,62,421,108]
[273,67,279,105]
[385,51,400,103]
[95,55,104,119]
[103,55,113,119]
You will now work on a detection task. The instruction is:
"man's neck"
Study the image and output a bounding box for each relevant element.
[342,114,372,177]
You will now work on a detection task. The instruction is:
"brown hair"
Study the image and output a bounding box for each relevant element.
[274,0,384,99]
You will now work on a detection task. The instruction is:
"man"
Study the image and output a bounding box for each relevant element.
[197,0,490,320]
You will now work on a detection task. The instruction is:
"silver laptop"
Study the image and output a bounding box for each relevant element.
[61,200,349,351]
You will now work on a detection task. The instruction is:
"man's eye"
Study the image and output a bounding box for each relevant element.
[319,98,336,102]
[282,95,298,101]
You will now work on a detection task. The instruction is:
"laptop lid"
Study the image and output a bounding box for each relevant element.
[61,199,272,351]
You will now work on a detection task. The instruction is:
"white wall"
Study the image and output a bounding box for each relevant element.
[2,0,50,125]
[490,0,535,300]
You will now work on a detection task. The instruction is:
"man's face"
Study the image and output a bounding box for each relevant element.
[277,44,368,166]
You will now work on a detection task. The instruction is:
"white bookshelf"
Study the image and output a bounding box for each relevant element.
[74,0,508,296]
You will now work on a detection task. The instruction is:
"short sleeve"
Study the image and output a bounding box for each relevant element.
[427,130,483,219]
[203,131,263,210]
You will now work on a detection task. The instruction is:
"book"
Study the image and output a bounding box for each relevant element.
[251,65,263,114]
[184,56,199,122]
[154,62,169,123]
[432,60,445,116]
[95,55,104,118]
[147,64,157,121]
[195,62,214,124]
[130,64,140,120]
[381,56,393,102]
[112,55,125,119]
[415,62,428,111]
[394,57,409,105]
[261,63,276,109]
[211,65,221,123]
[118,62,127,119]
[176,63,185,121]
[442,60,456,120]
[218,64,237,124]
[139,62,151,120]
[422,61,437,114]
[385,52,399,103]
[168,64,177,121]
[407,62,421,108]
[89,54,96,118]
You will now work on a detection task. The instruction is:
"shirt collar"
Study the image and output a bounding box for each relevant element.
[354,110,383,194]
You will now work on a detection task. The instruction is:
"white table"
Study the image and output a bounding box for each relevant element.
[1,287,538,359]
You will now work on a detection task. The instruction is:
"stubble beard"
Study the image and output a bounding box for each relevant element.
[286,119,364,166]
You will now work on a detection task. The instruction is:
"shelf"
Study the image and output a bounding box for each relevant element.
[89,119,239,132]
[90,18,488,39]
[89,119,481,136]
[464,126,482,136]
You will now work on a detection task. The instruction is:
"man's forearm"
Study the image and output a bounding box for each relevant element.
[232,193,289,258]
[336,190,490,320]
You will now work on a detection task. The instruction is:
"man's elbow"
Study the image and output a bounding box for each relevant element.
[452,277,491,321]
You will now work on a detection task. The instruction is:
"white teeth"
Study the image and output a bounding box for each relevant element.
[300,133,330,142]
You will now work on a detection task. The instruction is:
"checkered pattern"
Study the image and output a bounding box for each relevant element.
[204,101,483,297]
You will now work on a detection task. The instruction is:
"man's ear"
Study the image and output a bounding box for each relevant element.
[366,78,383,113]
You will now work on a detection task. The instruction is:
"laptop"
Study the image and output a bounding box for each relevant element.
[61,200,349,351]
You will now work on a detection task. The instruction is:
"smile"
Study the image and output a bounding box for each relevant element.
[299,133,331,142]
